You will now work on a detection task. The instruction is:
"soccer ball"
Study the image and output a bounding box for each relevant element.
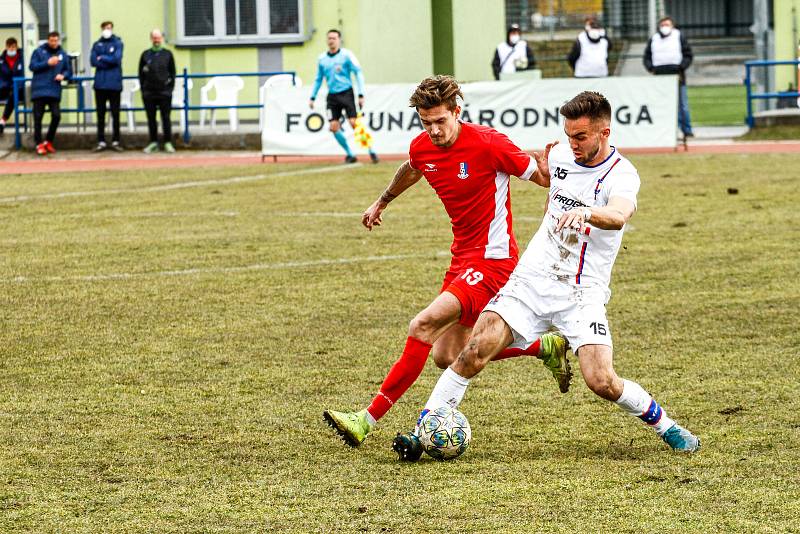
[417,405,471,460]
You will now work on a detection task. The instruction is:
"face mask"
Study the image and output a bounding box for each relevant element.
[588,29,601,40]
[6,49,17,57]
[509,34,520,45]
[102,29,113,39]
[659,25,673,36]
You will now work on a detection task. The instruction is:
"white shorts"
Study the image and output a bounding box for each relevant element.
[483,271,612,352]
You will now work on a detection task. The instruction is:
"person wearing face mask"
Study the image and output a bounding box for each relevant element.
[91,21,124,152]
[491,24,536,81]
[567,18,611,78]
[91,21,122,152]
[29,31,71,155]
[0,37,24,135]
[643,16,694,137]
[138,29,176,154]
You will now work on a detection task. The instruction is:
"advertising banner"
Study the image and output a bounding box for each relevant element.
[261,76,678,156]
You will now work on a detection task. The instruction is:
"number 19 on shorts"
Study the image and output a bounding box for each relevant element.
[460,268,484,286]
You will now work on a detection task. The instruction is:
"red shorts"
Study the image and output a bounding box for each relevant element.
[440,256,517,327]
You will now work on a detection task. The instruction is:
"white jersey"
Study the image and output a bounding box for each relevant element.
[517,143,640,296]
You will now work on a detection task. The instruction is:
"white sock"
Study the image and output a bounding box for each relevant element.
[364,410,377,428]
[412,367,470,436]
[424,367,470,411]
[615,379,675,436]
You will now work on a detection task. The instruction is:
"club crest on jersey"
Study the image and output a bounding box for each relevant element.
[457,162,469,180]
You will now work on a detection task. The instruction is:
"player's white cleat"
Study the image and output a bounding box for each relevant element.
[661,424,701,453]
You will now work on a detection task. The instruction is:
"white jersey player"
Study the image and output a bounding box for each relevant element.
[412,91,700,455]
[499,141,639,351]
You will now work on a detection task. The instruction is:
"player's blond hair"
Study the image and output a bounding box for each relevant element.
[409,75,463,111]
[560,91,611,122]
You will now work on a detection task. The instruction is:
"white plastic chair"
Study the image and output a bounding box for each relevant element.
[81,80,93,131]
[199,76,245,132]
[120,79,140,132]
[259,74,302,130]
[171,77,194,132]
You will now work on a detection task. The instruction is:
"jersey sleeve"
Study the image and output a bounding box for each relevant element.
[548,142,570,178]
[489,131,536,180]
[310,56,324,100]
[603,164,641,208]
[408,135,422,170]
[346,51,366,96]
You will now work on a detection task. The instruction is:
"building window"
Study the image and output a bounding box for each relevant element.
[177,0,305,45]
[184,0,215,37]
[269,0,299,34]
[226,0,258,35]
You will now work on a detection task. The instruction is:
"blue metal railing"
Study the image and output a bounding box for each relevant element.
[11,69,297,149]
[744,59,800,128]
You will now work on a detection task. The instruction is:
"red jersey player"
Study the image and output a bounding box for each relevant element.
[323,76,568,459]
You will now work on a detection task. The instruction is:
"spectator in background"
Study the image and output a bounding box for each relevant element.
[91,21,124,152]
[0,37,24,134]
[567,18,611,78]
[138,28,176,154]
[29,31,71,155]
[644,16,694,137]
[492,24,535,80]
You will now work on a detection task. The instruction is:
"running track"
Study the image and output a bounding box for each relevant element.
[2,142,800,175]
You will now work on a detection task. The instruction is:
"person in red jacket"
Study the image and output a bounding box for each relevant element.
[0,37,24,135]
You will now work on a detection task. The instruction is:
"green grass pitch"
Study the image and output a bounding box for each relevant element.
[1,153,798,532]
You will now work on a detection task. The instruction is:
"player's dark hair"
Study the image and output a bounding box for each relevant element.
[5,37,18,47]
[560,91,611,122]
[101,21,114,29]
[409,75,463,111]
[659,16,674,25]
[327,29,341,37]
[47,31,60,39]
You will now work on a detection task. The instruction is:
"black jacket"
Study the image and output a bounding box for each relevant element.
[138,47,176,98]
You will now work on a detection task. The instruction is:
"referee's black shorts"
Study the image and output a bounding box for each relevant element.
[326,88,357,122]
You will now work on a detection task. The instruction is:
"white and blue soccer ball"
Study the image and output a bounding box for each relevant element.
[417,405,471,460]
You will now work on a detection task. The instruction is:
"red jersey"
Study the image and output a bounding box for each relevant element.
[408,122,536,261]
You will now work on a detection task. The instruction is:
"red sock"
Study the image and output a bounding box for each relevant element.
[493,339,541,361]
[366,336,432,422]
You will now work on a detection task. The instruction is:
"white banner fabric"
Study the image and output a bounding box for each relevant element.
[261,76,678,156]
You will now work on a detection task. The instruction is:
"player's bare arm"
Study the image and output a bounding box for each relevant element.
[362,160,423,230]
[530,141,558,187]
[556,196,636,232]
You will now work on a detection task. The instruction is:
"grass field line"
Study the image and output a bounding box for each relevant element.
[62,211,240,219]
[4,251,447,284]
[0,163,354,204]
[273,211,364,217]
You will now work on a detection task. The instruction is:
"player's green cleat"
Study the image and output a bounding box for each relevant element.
[661,424,701,453]
[539,332,572,393]
[323,409,372,447]
[392,432,424,462]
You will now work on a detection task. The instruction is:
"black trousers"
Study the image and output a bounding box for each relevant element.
[95,88,121,143]
[143,95,172,143]
[0,86,15,121]
[32,97,61,144]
